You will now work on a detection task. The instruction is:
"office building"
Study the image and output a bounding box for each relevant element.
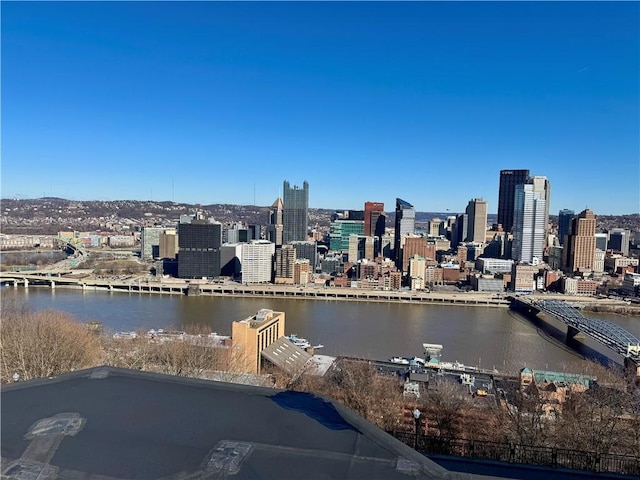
[512,183,546,264]
[511,263,536,293]
[282,180,309,244]
[177,219,222,279]
[231,308,285,375]
[267,198,284,246]
[451,214,468,248]
[428,218,443,237]
[364,202,385,237]
[401,236,436,272]
[275,244,296,283]
[498,169,530,233]
[594,233,608,252]
[558,209,575,246]
[393,198,415,268]
[220,243,243,278]
[293,259,311,285]
[563,209,596,274]
[529,176,551,238]
[241,240,275,284]
[329,220,365,251]
[159,229,178,259]
[141,227,164,260]
[465,198,488,243]
[290,240,318,271]
[608,228,631,256]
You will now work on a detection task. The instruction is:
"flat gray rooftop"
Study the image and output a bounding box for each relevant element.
[1,366,467,480]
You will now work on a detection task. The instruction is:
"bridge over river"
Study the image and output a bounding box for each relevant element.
[513,296,640,373]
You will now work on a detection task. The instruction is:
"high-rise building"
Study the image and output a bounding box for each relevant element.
[329,220,364,251]
[275,244,296,282]
[563,209,596,274]
[594,233,608,252]
[529,176,551,236]
[159,229,178,259]
[241,240,275,284]
[394,198,415,268]
[451,214,468,247]
[364,202,385,237]
[267,198,284,247]
[177,219,222,279]
[293,259,311,285]
[557,209,574,246]
[428,218,443,237]
[141,227,165,260]
[464,198,488,243]
[608,228,631,256]
[498,169,530,233]
[290,241,317,271]
[401,236,436,272]
[282,181,309,244]
[512,183,546,264]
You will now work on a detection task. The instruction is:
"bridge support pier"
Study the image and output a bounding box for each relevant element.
[13,281,18,288]
[23,279,29,289]
[624,357,640,378]
[50,280,55,290]
[566,325,584,342]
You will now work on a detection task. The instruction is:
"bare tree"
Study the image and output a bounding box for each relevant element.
[0,298,103,383]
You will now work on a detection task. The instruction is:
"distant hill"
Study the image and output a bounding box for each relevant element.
[0,198,637,235]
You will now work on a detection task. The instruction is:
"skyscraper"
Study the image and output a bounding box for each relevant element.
[464,198,488,243]
[267,198,284,247]
[177,219,222,279]
[530,176,551,240]
[512,183,546,263]
[364,201,385,237]
[282,181,309,244]
[557,209,575,246]
[498,169,530,233]
[394,198,415,268]
[608,228,631,256]
[563,209,596,274]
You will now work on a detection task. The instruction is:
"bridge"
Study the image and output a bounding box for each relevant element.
[513,296,640,370]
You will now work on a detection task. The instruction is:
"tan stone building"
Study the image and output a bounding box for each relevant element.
[563,209,596,274]
[231,309,286,375]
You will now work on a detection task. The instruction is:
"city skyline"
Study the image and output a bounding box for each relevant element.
[2,2,638,214]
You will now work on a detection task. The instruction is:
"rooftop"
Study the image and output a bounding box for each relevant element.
[1,366,468,480]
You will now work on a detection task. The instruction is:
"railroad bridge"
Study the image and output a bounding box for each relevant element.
[513,296,640,375]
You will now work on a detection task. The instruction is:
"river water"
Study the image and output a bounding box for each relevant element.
[4,286,640,373]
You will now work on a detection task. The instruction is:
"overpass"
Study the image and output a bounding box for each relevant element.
[513,296,640,372]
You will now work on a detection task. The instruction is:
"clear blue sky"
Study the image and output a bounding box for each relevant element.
[2,1,638,215]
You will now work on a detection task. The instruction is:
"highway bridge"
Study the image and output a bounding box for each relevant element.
[513,296,640,368]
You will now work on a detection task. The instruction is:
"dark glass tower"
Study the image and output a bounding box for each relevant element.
[557,209,575,246]
[497,169,530,233]
[393,198,415,268]
[177,220,222,278]
[282,180,309,244]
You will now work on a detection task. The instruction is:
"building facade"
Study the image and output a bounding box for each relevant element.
[231,309,285,375]
[394,198,415,268]
[563,209,596,274]
[557,209,575,246]
[512,183,546,264]
[177,220,222,279]
[498,169,530,233]
[464,198,488,243]
[282,180,309,244]
[241,240,275,284]
[364,201,385,237]
[141,227,165,260]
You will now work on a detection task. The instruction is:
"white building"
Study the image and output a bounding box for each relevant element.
[593,249,605,274]
[512,183,546,263]
[241,240,275,284]
[475,258,514,274]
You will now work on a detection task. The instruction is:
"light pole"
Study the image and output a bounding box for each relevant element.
[412,408,421,449]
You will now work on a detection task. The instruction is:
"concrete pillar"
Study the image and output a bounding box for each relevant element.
[13,280,18,288]
[566,325,584,342]
[24,279,29,288]
[51,280,55,290]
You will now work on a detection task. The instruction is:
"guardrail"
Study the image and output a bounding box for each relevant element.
[389,431,640,475]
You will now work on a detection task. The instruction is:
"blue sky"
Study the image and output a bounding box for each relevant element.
[2,1,638,214]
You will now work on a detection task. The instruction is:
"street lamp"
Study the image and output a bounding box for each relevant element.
[412,408,421,449]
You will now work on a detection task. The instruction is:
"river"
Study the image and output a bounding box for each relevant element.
[4,286,639,373]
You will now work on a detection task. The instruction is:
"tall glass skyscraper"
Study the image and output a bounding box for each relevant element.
[558,209,575,246]
[512,183,546,264]
[498,169,530,233]
[282,180,309,244]
[393,198,415,268]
